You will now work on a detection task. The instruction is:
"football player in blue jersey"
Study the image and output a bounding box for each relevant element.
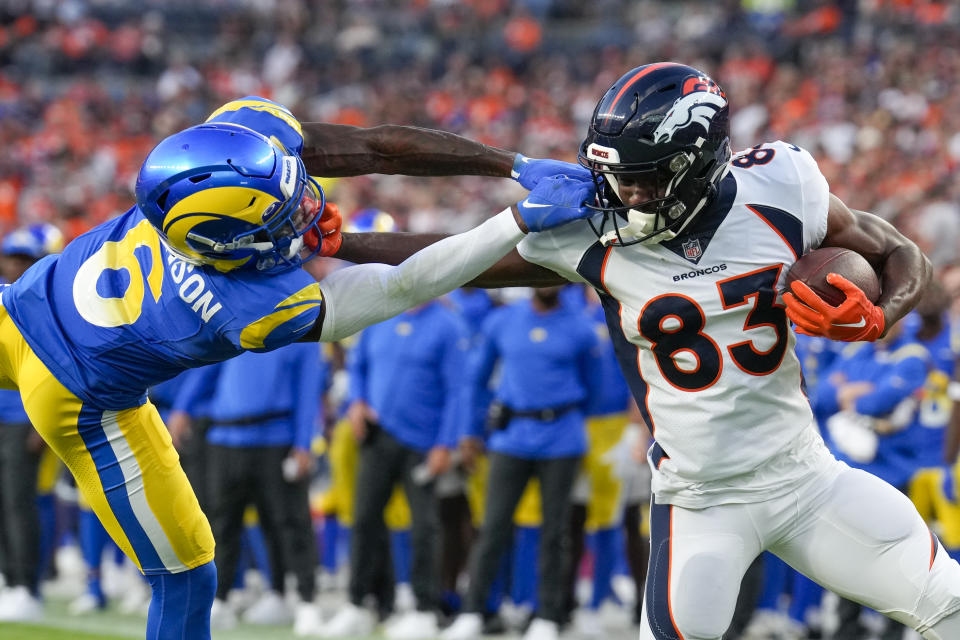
[0,97,596,640]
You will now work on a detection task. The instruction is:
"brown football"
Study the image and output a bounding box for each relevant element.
[785,247,881,307]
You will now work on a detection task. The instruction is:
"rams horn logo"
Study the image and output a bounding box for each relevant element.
[652,92,727,144]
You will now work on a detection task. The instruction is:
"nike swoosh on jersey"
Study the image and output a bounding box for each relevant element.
[832,316,867,328]
[521,200,551,208]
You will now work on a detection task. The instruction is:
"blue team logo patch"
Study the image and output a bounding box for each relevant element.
[682,238,702,261]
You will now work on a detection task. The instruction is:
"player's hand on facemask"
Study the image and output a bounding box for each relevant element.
[513,174,596,233]
[318,201,343,257]
[512,154,593,190]
[783,273,885,342]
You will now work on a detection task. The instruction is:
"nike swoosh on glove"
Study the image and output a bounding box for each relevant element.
[317,201,343,257]
[516,175,596,232]
[782,273,885,342]
[512,154,593,190]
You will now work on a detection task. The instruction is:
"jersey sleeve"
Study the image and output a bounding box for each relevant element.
[206,96,304,156]
[776,141,830,253]
[226,270,325,353]
[516,221,594,284]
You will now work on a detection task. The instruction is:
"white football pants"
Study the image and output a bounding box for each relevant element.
[639,463,960,640]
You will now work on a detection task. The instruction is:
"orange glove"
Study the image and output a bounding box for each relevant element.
[317,201,342,257]
[783,273,885,342]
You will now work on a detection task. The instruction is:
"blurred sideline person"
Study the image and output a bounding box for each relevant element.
[0,95,598,639]
[334,64,960,639]
[314,209,415,608]
[563,285,650,632]
[173,344,323,635]
[907,283,960,562]
[319,298,468,639]
[443,285,601,640]
[0,224,63,621]
[814,311,937,639]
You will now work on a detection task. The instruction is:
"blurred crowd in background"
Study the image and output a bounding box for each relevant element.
[1,0,959,264]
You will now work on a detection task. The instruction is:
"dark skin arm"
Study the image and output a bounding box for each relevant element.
[301,123,517,178]
[946,356,960,464]
[298,206,556,342]
[334,192,934,298]
[820,194,933,333]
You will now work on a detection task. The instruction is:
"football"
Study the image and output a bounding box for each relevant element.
[785,247,881,307]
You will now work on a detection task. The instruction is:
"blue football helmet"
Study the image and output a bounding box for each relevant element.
[1,223,64,260]
[135,122,326,272]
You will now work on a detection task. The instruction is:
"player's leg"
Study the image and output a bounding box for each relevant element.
[349,429,403,612]
[14,344,216,638]
[771,466,960,639]
[536,456,582,626]
[462,453,535,615]
[638,499,763,640]
[400,447,441,613]
[206,444,252,605]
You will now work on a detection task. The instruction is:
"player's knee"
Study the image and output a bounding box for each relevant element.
[188,560,218,607]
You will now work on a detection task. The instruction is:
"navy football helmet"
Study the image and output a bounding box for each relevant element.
[136,122,325,272]
[578,63,731,246]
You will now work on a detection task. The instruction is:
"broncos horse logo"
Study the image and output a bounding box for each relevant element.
[652,91,727,144]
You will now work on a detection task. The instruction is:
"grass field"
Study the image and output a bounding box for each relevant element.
[0,593,643,640]
[0,598,320,640]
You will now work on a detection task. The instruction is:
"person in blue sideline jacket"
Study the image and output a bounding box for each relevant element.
[320,300,469,640]
[0,224,63,622]
[443,285,602,640]
[172,344,324,635]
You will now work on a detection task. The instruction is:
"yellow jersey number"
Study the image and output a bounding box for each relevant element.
[72,220,164,328]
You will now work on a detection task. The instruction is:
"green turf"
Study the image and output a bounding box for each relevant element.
[0,598,311,640]
[0,624,131,639]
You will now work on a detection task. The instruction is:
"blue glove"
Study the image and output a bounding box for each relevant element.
[516,175,596,232]
[512,154,593,190]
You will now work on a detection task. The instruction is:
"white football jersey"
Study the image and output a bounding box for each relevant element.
[518,141,832,507]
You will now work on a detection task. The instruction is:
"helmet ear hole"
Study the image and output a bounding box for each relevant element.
[156,190,170,211]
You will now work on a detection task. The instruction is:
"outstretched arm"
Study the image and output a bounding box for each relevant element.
[335,232,567,288]
[309,176,590,342]
[301,122,516,178]
[208,96,588,183]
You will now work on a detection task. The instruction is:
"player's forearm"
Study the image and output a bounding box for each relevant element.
[876,242,933,330]
[318,208,526,342]
[301,122,516,177]
[336,232,566,288]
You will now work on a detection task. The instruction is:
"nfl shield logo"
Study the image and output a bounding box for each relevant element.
[682,238,702,261]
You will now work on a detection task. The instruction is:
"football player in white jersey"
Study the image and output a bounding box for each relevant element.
[335,63,960,640]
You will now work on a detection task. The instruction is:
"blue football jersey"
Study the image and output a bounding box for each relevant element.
[2,208,323,410]
[0,207,323,409]
[2,96,322,410]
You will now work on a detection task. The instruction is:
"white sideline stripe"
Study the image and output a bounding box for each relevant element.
[101,410,186,572]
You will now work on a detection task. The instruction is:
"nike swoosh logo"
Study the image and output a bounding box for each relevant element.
[521,199,551,208]
[833,316,866,328]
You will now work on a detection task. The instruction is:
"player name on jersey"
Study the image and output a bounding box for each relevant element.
[166,253,222,323]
